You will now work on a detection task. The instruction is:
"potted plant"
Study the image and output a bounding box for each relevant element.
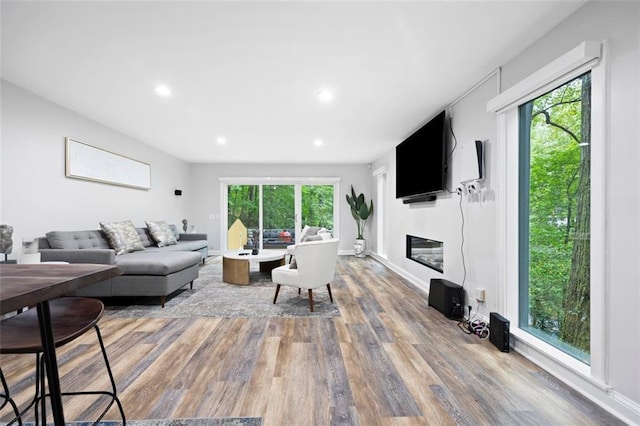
[346,185,374,257]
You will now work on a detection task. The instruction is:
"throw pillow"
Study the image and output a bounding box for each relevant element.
[301,226,328,242]
[318,231,332,240]
[145,220,178,247]
[100,220,145,255]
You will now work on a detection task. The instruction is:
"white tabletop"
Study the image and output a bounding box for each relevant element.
[223,249,285,262]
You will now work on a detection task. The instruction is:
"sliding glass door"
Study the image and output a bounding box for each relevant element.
[262,185,295,249]
[223,179,338,251]
[226,185,259,250]
[301,184,334,235]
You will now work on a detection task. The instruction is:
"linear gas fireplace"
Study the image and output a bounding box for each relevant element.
[406,235,443,273]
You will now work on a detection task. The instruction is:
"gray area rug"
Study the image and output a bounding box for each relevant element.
[103,257,340,318]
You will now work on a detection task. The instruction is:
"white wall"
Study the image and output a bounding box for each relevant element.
[1,81,192,257]
[370,1,640,423]
[188,163,371,254]
[370,77,498,309]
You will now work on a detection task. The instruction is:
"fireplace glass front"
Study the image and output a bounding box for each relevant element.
[406,235,443,273]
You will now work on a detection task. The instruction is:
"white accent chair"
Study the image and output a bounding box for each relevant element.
[272,238,340,312]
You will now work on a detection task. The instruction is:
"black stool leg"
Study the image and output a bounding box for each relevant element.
[34,353,47,426]
[34,325,126,425]
[1,355,44,426]
[0,368,22,426]
[92,324,126,424]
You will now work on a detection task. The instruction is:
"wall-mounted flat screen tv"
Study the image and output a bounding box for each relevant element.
[395,110,447,202]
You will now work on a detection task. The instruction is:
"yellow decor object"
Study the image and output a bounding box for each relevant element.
[227,218,248,250]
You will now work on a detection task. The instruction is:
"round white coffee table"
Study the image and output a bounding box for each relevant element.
[222,250,285,285]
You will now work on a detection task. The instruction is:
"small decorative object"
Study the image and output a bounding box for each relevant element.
[345,185,374,258]
[245,230,258,254]
[182,219,188,233]
[20,237,41,264]
[189,226,196,233]
[0,224,14,262]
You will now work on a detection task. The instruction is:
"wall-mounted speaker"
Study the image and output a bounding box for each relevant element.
[174,189,182,196]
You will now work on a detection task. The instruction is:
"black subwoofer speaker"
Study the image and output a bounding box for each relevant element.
[489,312,510,352]
[428,279,464,319]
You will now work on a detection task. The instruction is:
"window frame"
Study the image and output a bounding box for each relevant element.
[488,41,607,383]
[373,165,388,258]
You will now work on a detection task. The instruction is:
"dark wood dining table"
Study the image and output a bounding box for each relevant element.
[0,263,121,425]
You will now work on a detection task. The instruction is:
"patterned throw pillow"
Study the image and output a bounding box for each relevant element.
[301,226,328,242]
[100,220,145,255]
[145,220,178,247]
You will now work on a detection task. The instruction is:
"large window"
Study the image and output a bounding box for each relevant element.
[518,73,591,363]
[263,185,295,249]
[222,179,339,251]
[227,185,259,250]
[301,184,334,231]
[488,41,604,378]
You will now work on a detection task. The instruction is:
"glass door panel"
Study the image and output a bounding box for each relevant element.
[262,185,295,249]
[227,185,259,250]
[301,185,334,238]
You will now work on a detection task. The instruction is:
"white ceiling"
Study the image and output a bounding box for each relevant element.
[1,1,586,164]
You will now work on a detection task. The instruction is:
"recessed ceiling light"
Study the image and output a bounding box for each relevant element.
[154,85,172,97]
[217,137,227,145]
[313,138,323,147]
[317,89,334,103]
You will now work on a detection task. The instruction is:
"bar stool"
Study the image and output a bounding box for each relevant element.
[0,297,126,425]
[1,371,22,424]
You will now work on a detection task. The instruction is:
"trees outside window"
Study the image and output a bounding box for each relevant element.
[226,183,335,250]
[519,72,591,363]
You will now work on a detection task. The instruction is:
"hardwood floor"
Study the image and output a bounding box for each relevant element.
[0,256,624,425]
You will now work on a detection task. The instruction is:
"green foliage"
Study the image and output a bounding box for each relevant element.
[302,185,334,229]
[524,73,591,358]
[228,185,259,228]
[345,185,373,239]
[263,185,295,229]
[227,184,334,232]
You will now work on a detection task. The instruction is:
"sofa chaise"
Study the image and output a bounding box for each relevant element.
[38,223,208,306]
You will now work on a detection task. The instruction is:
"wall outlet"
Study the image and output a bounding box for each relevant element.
[475,288,486,302]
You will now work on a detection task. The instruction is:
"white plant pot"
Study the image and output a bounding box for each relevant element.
[354,239,366,258]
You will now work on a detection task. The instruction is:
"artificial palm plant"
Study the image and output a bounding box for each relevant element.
[345,185,374,240]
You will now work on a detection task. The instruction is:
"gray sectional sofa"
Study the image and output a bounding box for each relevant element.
[38,224,208,306]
